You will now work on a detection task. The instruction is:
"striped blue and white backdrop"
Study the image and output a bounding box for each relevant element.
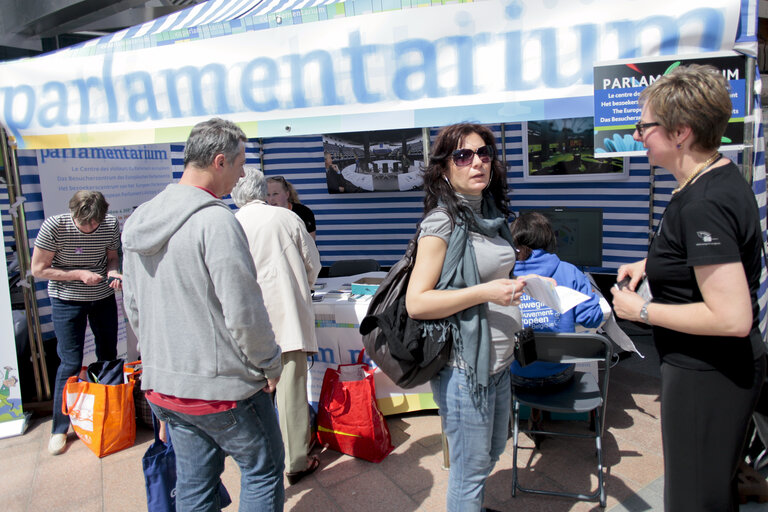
[4,118,766,339]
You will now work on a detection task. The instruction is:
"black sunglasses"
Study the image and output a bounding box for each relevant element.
[635,122,660,136]
[451,145,494,166]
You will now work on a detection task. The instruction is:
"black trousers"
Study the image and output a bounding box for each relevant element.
[661,355,766,511]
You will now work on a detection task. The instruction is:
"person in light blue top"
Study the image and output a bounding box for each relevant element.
[509,211,604,388]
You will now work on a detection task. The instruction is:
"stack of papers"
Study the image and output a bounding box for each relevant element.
[522,276,590,314]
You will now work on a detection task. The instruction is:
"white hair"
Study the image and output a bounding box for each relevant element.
[231,166,267,207]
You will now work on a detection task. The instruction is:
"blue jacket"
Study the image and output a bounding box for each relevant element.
[511,249,603,378]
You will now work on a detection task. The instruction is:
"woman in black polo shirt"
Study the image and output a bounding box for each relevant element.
[611,65,766,511]
[266,176,316,240]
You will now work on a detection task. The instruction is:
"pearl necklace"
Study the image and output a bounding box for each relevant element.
[672,152,721,195]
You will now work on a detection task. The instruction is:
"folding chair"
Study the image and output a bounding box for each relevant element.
[328,258,381,277]
[511,332,613,508]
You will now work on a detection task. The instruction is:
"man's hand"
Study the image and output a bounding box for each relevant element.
[263,376,280,394]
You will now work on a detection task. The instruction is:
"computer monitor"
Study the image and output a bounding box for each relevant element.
[519,207,604,268]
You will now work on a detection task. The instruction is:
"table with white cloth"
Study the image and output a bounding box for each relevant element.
[307,272,437,416]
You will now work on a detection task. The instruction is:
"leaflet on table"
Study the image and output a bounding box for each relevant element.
[522,276,590,314]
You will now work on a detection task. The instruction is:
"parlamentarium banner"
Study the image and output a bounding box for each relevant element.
[0,0,741,149]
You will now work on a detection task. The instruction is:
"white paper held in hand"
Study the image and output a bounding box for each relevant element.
[522,276,590,314]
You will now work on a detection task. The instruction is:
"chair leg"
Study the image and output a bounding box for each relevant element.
[512,400,519,497]
[595,407,606,508]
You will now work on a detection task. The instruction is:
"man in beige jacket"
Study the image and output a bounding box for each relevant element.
[232,167,322,485]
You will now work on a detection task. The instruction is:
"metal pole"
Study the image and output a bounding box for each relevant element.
[1,128,51,401]
[742,56,756,185]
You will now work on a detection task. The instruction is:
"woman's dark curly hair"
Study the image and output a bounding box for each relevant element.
[423,123,509,225]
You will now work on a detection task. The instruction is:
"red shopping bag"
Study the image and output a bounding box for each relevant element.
[62,371,136,457]
[316,351,394,463]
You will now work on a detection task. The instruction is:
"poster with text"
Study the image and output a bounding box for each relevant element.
[35,144,175,363]
[593,52,746,157]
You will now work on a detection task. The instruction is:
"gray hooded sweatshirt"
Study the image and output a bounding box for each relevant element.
[122,183,281,401]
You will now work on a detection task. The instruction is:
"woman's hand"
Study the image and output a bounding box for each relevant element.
[616,259,646,292]
[79,270,103,285]
[484,278,525,307]
[610,287,646,322]
[106,271,123,291]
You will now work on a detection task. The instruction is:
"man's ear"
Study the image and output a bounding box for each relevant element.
[213,153,226,169]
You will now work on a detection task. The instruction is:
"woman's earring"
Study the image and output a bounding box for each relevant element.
[443,175,453,189]
[484,169,493,190]
[676,143,682,149]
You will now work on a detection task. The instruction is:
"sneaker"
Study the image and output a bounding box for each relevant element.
[48,433,67,455]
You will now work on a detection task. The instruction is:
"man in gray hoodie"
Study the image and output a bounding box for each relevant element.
[122,118,284,511]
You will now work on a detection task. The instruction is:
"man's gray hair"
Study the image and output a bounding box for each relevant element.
[183,118,247,168]
[231,166,267,207]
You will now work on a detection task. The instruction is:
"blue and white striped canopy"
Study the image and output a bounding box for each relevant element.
[61,0,347,54]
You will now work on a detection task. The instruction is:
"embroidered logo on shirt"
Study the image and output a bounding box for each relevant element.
[695,231,720,246]
[74,247,83,254]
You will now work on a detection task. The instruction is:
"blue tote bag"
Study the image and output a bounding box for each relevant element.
[142,414,232,510]
[142,415,177,511]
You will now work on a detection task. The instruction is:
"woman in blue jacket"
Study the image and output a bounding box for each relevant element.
[510,212,605,442]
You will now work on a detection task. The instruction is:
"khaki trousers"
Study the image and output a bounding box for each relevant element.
[275,350,311,473]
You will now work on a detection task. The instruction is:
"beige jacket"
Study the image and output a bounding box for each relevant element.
[235,200,321,353]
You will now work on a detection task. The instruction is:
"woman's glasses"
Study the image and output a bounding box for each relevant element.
[635,122,660,136]
[451,145,494,166]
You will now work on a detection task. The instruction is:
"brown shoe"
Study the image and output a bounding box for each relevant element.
[286,456,320,485]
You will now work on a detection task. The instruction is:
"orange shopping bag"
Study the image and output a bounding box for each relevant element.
[62,372,136,457]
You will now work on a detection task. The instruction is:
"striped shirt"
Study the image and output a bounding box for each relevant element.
[34,213,121,301]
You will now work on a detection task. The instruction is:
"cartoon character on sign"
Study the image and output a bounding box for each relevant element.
[0,366,23,419]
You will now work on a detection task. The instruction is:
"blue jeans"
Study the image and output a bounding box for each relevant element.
[51,295,118,434]
[431,365,511,512]
[150,390,285,512]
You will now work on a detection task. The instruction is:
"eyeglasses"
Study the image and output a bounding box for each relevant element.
[635,122,660,136]
[451,145,494,166]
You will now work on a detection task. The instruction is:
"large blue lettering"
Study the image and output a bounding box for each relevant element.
[241,57,279,111]
[393,39,438,100]
[2,85,34,139]
[0,7,731,138]
[504,31,539,91]
[102,53,118,122]
[439,35,477,96]
[343,31,382,103]
[163,63,231,117]
[288,50,341,109]
[684,8,724,50]
[38,82,68,128]
[124,71,160,121]
[72,76,106,124]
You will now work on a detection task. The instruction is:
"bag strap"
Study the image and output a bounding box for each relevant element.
[60,375,83,415]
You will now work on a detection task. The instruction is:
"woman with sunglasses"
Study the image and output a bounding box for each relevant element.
[611,65,766,511]
[406,123,536,512]
[266,176,317,240]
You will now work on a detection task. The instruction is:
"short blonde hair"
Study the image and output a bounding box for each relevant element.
[639,64,731,152]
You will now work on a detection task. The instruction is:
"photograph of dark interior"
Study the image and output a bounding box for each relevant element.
[322,128,425,193]
[527,117,624,178]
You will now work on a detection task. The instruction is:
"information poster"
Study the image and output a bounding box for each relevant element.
[593,52,746,157]
[35,144,174,363]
